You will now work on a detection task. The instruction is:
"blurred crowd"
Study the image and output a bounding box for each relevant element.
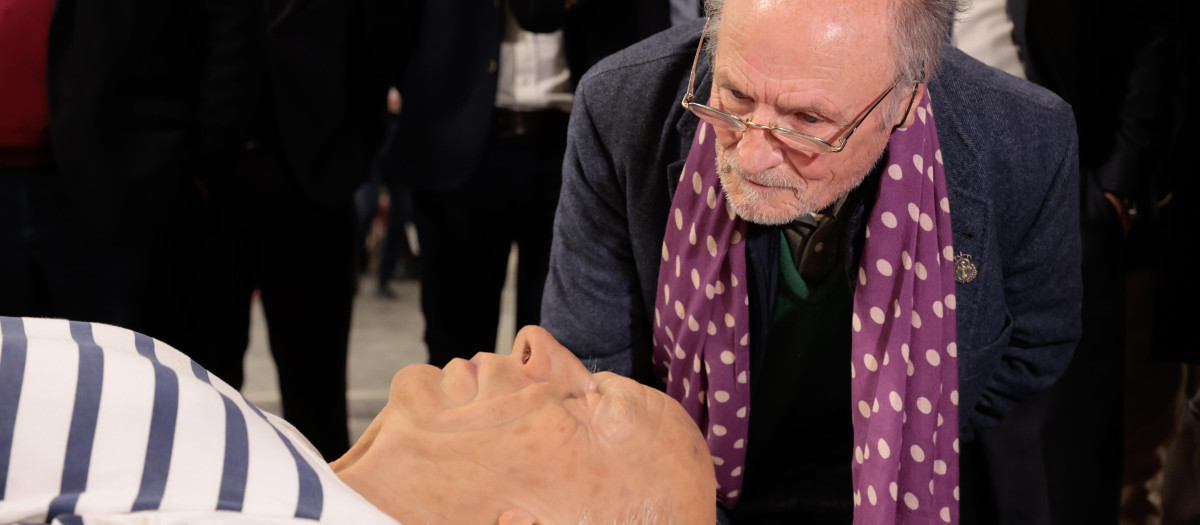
[0,0,1195,523]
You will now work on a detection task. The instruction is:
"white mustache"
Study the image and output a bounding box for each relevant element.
[719,154,803,191]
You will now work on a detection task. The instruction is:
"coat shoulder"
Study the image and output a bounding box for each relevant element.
[573,21,702,121]
[579,20,702,84]
[933,46,1076,143]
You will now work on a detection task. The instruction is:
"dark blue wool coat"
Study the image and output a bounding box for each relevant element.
[541,20,1082,441]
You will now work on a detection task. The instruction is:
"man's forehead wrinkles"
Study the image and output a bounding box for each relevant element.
[716,33,843,83]
[716,61,841,114]
[717,58,836,89]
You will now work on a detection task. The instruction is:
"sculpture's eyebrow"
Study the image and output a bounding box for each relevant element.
[592,378,640,445]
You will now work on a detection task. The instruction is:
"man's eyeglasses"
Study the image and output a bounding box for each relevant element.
[680,18,920,155]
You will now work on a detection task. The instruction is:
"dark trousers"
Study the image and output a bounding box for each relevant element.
[1038,177,1127,525]
[377,182,414,285]
[192,151,355,460]
[412,118,565,367]
[958,290,1124,525]
[959,176,1127,525]
[0,166,134,323]
[354,164,414,286]
[959,392,1056,525]
[0,165,202,346]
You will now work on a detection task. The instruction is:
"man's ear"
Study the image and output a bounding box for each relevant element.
[899,84,928,128]
[498,508,537,525]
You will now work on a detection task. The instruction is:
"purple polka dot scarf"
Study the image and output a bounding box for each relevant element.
[653,94,960,523]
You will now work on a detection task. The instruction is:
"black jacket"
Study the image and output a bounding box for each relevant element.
[1006,0,1190,359]
[46,0,396,237]
[393,0,670,192]
[510,0,670,85]
[47,0,254,238]
[249,0,395,207]
[1007,0,1185,225]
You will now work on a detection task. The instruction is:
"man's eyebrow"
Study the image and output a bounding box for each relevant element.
[713,74,840,122]
[714,77,745,94]
[777,97,839,121]
[711,67,752,93]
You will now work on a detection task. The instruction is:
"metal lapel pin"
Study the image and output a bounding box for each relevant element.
[954,252,978,284]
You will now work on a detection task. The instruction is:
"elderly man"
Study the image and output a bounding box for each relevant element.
[0,317,716,524]
[541,0,1081,523]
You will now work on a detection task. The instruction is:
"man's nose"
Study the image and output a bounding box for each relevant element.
[735,119,785,175]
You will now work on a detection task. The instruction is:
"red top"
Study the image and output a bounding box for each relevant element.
[0,0,56,166]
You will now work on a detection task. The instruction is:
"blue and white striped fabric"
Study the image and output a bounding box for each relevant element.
[0,317,399,525]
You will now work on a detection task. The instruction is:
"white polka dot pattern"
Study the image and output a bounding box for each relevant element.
[849,95,959,524]
[652,121,752,507]
[652,95,959,522]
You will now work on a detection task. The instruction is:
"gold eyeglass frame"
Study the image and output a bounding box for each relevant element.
[680,18,921,154]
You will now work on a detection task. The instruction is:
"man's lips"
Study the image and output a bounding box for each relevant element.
[725,164,792,189]
[738,173,792,190]
[739,175,775,188]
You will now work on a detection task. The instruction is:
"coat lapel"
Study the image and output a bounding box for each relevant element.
[666,62,709,202]
[927,60,992,349]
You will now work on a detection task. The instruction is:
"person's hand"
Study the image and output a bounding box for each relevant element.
[387,87,402,115]
[1104,192,1135,237]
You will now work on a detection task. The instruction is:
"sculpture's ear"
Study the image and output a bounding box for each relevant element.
[498,508,538,525]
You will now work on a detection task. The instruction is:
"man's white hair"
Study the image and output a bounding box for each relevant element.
[701,0,963,126]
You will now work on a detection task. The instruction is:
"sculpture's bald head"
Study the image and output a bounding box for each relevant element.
[331,326,717,524]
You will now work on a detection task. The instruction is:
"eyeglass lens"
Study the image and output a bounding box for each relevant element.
[689,104,743,130]
[688,103,830,154]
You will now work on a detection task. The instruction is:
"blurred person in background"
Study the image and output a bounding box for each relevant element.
[1149,26,1198,525]
[394,0,670,367]
[0,0,252,345]
[357,87,419,300]
[953,0,1186,522]
[189,0,397,460]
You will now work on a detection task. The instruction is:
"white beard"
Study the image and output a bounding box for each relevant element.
[717,153,824,225]
[715,148,883,225]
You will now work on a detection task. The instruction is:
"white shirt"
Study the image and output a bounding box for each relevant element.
[0,316,399,525]
[951,0,1027,79]
[495,5,573,113]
